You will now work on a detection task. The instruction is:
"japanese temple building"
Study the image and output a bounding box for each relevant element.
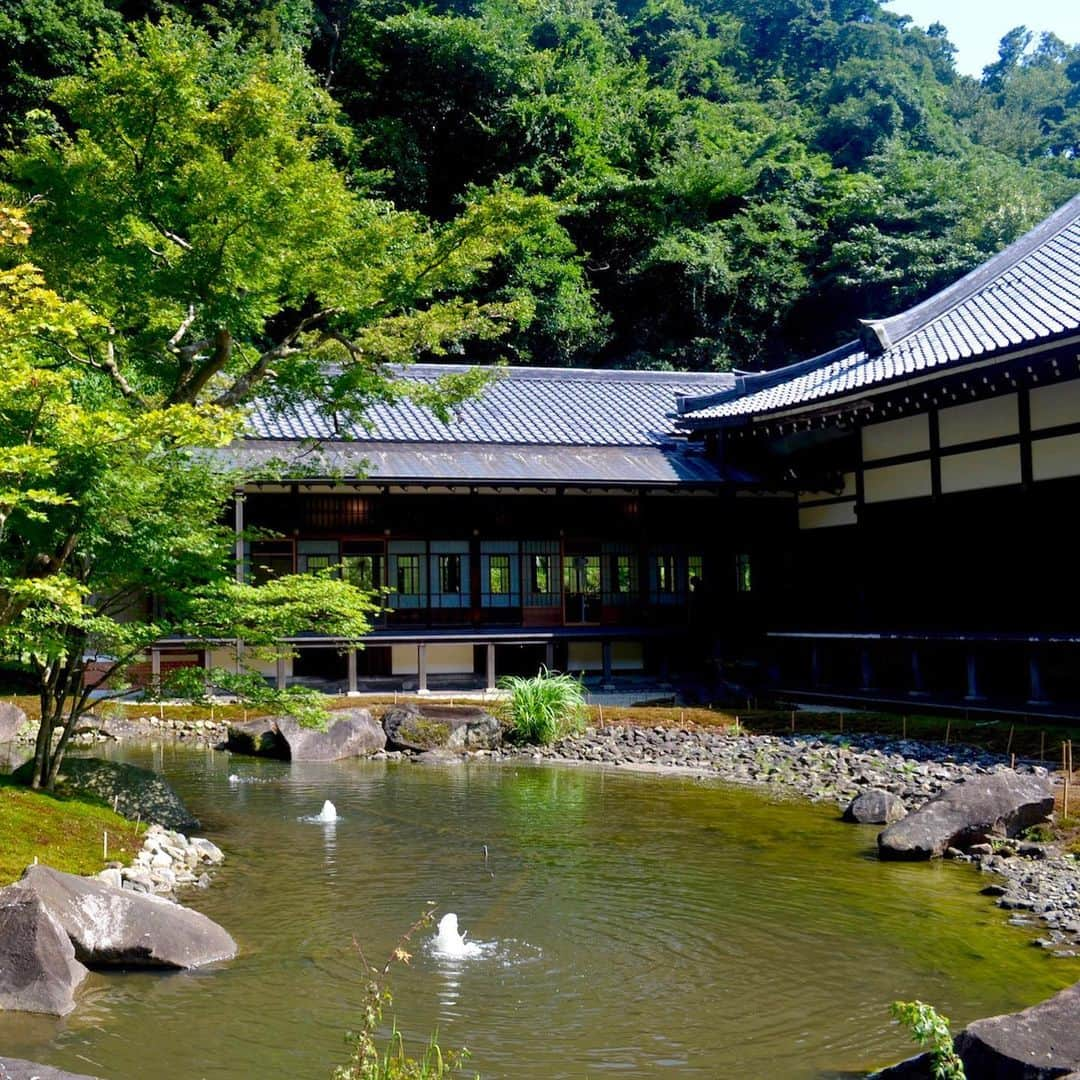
[156,191,1080,713]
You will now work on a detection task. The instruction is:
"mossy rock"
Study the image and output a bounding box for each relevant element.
[382,704,501,753]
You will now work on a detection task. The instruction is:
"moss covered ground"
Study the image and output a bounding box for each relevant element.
[0,773,141,886]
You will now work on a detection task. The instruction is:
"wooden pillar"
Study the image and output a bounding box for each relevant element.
[810,643,822,688]
[964,647,985,702]
[417,644,429,694]
[544,641,555,671]
[150,648,161,692]
[347,648,359,696]
[486,643,496,693]
[275,656,287,690]
[909,647,928,697]
[601,640,614,687]
[1028,649,1049,706]
[859,646,874,691]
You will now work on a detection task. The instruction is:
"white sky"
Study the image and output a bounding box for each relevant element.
[882,0,1080,77]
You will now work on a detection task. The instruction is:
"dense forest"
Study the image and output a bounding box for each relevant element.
[3,0,1080,371]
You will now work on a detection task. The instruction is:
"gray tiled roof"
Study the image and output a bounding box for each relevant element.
[249,364,734,447]
[676,192,1080,425]
[230,440,732,485]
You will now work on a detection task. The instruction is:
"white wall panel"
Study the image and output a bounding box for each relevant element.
[863,460,932,503]
[1033,432,1080,482]
[939,394,1018,447]
[798,501,857,529]
[391,643,474,675]
[1030,378,1080,431]
[861,415,929,461]
[940,445,1021,493]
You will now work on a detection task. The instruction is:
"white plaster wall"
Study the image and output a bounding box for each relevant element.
[1030,378,1080,431]
[940,444,1022,493]
[939,394,1018,447]
[861,415,929,461]
[391,643,474,675]
[863,460,932,503]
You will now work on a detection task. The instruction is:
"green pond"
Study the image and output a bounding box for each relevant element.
[3,743,1078,1079]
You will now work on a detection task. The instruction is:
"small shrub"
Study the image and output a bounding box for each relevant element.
[498,667,587,745]
[891,1000,965,1080]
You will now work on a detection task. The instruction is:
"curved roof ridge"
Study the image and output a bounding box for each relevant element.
[859,192,1080,353]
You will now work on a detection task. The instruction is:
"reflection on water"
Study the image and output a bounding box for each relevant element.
[2,743,1078,1079]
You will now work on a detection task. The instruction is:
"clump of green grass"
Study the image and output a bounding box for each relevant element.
[498,667,588,745]
[0,774,141,885]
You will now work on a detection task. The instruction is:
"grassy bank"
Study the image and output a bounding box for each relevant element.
[0,774,142,885]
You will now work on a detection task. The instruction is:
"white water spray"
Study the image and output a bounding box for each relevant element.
[315,800,338,823]
[433,913,482,959]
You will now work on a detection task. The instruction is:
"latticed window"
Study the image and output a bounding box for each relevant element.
[488,554,511,594]
[396,555,421,595]
[655,554,677,593]
[613,554,637,593]
[688,555,704,591]
[735,553,752,593]
[530,554,551,593]
[439,554,462,594]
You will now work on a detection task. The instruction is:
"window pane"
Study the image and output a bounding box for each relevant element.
[344,555,380,591]
[655,554,677,593]
[614,554,637,593]
[489,555,510,594]
[688,555,704,592]
[736,553,752,593]
[531,555,550,593]
[439,554,462,594]
[397,555,421,595]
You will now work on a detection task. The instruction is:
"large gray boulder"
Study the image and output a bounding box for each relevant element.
[954,979,1080,1078]
[878,771,1054,860]
[16,864,236,969]
[273,709,385,761]
[844,789,907,825]
[383,704,501,753]
[0,702,28,744]
[0,1058,99,1079]
[226,709,384,761]
[0,889,88,1016]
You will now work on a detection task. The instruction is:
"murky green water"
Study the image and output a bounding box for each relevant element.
[2,743,1078,1079]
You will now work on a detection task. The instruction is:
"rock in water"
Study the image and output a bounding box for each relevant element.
[227,709,384,761]
[0,1058,100,1079]
[0,890,88,1016]
[16,864,236,969]
[382,704,501,753]
[955,979,1080,1078]
[224,717,284,757]
[0,701,28,744]
[878,771,1054,860]
[843,789,907,825]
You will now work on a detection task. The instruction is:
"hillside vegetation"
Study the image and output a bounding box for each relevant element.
[2,0,1078,373]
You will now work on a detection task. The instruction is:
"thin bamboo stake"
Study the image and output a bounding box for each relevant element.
[1011,753,1016,770]
[1063,743,1070,820]
[902,715,907,739]
[945,719,951,746]
[1040,730,1046,763]
[103,831,108,860]
[598,703,604,727]
[790,710,795,733]
[1006,725,1015,757]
